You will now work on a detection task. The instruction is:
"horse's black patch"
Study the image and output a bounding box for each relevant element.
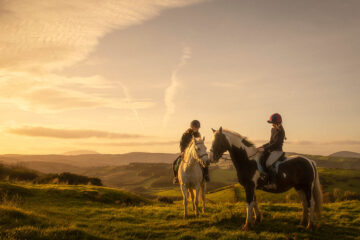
[242,138,254,147]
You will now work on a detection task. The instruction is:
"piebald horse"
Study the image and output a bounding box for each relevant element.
[178,136,209,218]
[210,127,322,230]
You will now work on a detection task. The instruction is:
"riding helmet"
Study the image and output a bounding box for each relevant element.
[190,120,201,128]
[267,113,282,124]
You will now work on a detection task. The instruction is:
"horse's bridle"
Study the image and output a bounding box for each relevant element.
[186,141,208,167]
[210,146,259,161]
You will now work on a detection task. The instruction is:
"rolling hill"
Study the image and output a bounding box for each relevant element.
[63,150,100,155]
[329,151,360,159]
[0,152,178,172]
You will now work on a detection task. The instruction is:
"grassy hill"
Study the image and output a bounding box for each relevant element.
[0,181,359,240]
[76,162,360,202]
[329,151,360,159]
[0,152,178,171]
[1,152,359,177]
[2,153,360,201]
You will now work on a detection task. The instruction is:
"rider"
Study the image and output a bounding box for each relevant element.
[172,120,210,184]
[257,113,286,184]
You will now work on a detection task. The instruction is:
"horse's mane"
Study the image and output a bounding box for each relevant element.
[222,128,255,147]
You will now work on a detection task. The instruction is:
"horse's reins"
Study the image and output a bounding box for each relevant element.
[248,149,259,159]
[210,147,259,161]
[183,141,208,166]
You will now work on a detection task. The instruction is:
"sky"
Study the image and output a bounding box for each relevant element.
[0,0,359,155]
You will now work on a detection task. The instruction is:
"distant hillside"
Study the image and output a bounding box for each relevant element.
[63,150,100,155]
[16,161,82,174]
[329,151,360,159]
[0,163,102,186]
[0,152,178,170]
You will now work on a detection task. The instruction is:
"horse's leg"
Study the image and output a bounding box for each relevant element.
[253,195,262,224]
[306,183,315,230]
[297,189,308,226]
[243,183,255,230]
[190,189,195,211]
[194,186,200,217]
[201,182,206,214]
[181,184,188,218]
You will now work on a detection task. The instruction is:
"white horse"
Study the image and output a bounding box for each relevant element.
[178,136,209,218]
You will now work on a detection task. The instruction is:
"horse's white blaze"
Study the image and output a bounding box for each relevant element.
[283,172,287,178]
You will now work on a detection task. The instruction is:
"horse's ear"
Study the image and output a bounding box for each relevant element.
[203,136,205,141]
[211,128,216,133]
[219,127,222,133]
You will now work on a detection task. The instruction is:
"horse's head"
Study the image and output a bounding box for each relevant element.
[210,127,231,163]
[192,136,210,167]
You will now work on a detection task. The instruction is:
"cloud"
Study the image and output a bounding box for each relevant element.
[5,126,147,139]
[0,0,205,112]
[163,46,192,127]
[0,72,154,112]
[0,0,204,73]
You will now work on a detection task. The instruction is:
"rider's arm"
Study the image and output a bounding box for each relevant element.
[264,129,284,152]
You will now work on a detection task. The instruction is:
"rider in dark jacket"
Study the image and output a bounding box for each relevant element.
[173,120,210,184]
[262,123,285,152]
[258,113,286,184]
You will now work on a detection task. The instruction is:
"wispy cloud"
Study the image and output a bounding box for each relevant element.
[5,126,147,139]
[163,46,192,127]
[0,71,155,112]
[0,0,204,73]
[0,0,205,113]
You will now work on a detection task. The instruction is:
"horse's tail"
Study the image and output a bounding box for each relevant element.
[312,161,323,218]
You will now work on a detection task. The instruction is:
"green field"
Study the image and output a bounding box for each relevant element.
[1,156,360,240]
[1,181,360,240]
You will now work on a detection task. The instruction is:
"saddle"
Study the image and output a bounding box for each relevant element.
[257,151,286,175]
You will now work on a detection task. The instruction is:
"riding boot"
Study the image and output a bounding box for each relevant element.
[267,168,276,185]
[203,166,210,182]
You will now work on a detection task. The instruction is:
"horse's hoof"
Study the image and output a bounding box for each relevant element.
[300,219,307,226]
[306,223,314,230]
[255,216,262,224]
[242,224,252,231]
